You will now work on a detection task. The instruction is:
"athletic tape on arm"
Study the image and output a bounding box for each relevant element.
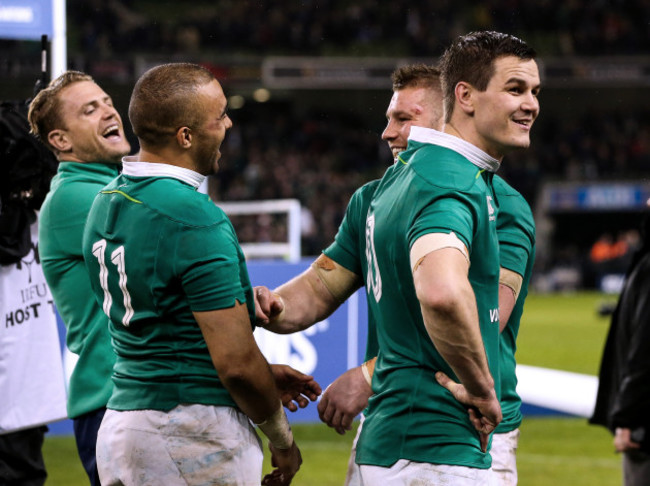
[255,401,294,449]
[311,254,362,304]
[499,267,523,301]
[361,357,376,386]
[410,232,469,272]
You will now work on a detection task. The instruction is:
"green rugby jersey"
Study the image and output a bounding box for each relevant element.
[324,178,381,362]
[324,163,408,362]
[356,127,500,469]
[39,162,119,419]
[82,160,254,412]
[493,175,535,434]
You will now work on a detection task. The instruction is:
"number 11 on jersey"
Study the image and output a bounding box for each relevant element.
[92,239,134,327]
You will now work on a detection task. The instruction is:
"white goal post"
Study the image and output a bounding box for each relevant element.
[216,199,302,263]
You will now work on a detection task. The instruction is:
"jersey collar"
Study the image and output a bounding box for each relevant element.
[121,157,206,189]
[408,126,501,173]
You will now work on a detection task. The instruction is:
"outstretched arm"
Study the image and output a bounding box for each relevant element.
[255,254,362,334]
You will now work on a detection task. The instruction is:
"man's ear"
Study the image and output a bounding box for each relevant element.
[47,129,71,153]
[176,127,192,149]
[455,81,475,116]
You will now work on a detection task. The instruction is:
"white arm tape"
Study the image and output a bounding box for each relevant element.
[361,361,372,386]
[311,254,361,303]
[255,402,293,450]
[499,267,523,301]
[410,232,469,272]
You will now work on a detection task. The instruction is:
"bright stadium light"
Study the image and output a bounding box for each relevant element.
[229,94,245,109]
[253,88,271,103]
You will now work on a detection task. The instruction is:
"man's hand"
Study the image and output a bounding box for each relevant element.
[254,286,284,327]
[614,427,642,453]
[271,364,322,412]
[435,371,501,452]
[317,366,373,435]
[262,441,302,486]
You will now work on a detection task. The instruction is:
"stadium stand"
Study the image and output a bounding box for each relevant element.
[2,1,649,287]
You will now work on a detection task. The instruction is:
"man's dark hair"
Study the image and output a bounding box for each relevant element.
[439,31,537,123]
[129,63,216,147]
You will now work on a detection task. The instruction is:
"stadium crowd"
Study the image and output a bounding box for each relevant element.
[67,0,650,57]
[3,2,648,266]
[200,103,650,260]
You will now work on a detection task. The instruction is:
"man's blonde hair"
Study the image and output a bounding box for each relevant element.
[28,71,94,150]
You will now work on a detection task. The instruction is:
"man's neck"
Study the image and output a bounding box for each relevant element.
[135,147,196,172]
[443,120,504,162]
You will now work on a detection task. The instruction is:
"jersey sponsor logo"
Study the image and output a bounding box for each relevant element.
[487,195,496,222]
[365,212,382,302]
[490,307,499,323]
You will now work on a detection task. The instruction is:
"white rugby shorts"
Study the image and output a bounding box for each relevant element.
[96,404,263,486]
[490,428,520,486]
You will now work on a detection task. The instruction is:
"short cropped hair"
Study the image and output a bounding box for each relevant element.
[128,63,216,147]
[28,70,94,150]
[391,64,441,92]
[439,31,536,123]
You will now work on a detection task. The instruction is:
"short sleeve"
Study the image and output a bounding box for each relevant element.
[324,183,376,275]
[179,220,248,312]
[497,194,535,276]
[408,193,478,254]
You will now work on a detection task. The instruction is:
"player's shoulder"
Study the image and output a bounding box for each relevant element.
[493,175,522,198]
[410,144,485,193]
[42,174,101,213]
[400,132,484,192]
[493,176,533,215]
[493,176,535,238]
[131,178,228,228]
[351,178,381,201]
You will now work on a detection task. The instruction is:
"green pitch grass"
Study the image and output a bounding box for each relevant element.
[42,291,622,485]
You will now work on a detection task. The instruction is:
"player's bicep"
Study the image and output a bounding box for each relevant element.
[410,232,469,272]
[412,247,470,308]
[408,195,476,259]
[194,302,258,372]
[310,254,363,304]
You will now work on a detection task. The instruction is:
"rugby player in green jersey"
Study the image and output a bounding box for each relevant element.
[29,71,131,486]
[256,33,539,486]
[82,63,315,486]
[256,64,444,486]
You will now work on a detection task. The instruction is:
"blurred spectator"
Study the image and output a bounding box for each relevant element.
[590,233,616,264]
[65,0,650,58]
[586,230,641,290]
[591,215,650,486]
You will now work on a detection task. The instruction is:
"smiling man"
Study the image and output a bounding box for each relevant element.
[28,71,131,485]
[381,65,444,162]
[82,63,303,485]
[352,31,539,485]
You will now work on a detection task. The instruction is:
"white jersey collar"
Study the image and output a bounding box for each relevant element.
[121,157,206,189]
[408,126,500,173]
